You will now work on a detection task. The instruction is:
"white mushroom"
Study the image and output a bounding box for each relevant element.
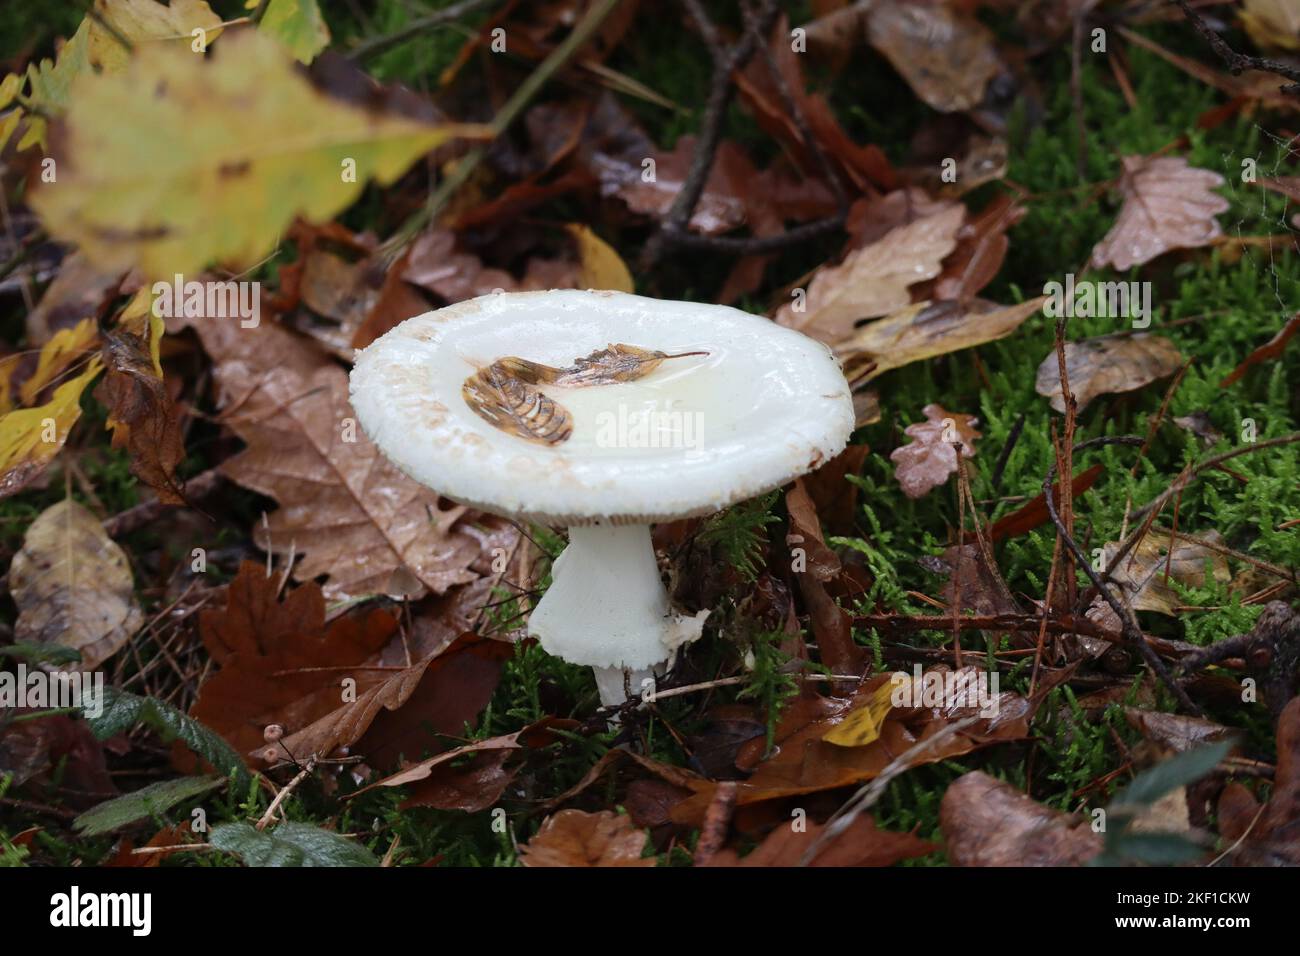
[349,290,854,708]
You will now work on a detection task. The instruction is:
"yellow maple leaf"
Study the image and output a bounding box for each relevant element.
[33,30,483,278]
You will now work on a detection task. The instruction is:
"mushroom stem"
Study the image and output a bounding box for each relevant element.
[528,523,707,708]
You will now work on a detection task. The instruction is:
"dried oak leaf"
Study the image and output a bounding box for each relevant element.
[866,1,1005,113]
[190,561,399,764]
[9,499,142,671]
[776,204,965,345]
[1101,531,1230,616]
[704,813,934,867]
[889,404,980,499]
[928,194,1026,301]
[1090,156,1228,271]
[940,771,1102,866]
[519,810,656,867]
[786,479,863,678]
[94,328,186,505]
[190,315,489,600]
[1035,333,1184,413]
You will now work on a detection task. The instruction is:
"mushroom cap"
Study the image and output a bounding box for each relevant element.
[349,290,854,525]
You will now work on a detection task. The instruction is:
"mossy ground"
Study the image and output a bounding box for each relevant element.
[2,1,1297,866]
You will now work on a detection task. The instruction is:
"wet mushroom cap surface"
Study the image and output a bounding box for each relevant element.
[349,289,855,525]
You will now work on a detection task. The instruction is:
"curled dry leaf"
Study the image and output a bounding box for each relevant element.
[462,364,574,447]
[9,500,143,671]
[1124,709,1238,754]
[890,404,981,499]
[837,296,1046,384]
[940,771,1102,866]
[1090,156,1228,271]
[866,1,1004,113]
[1101,531,1230,616]
[776,204,965,345]
[519,809,655,867]
[1035,333,1184,413]
[462,345,705,446]
[94,327,186,505]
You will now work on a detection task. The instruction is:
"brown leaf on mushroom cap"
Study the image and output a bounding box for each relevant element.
[890,404,980,499]
[940,771,1102,866]
[837,296,1046,383]
[704,813,934,867]
[776,204,965,344]
[866,1,1004,113]
[8,499,143,671]
[1101,530,1230,616]
[1090,156,1228,271]
[189,316,489,600]
[462,364,574,447]
[519,809,655,867]
[1035,333,1184,413]
[94,328,186,505]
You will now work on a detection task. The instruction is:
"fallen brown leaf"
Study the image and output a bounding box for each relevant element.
[837,296,1046,383]
[890,404,980,499]
[776,204,965,344]
[1035,333,1184,413]
[866,1,1004,113]
[940,771,1102,866]
[1090,155,1228,271]
[519,809,655,867]
[1101,530,1230,616]
[94,328,186,505]
[704,813,934,867]
[9,499,142,671]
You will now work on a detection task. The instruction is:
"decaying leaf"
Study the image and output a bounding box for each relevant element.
[1101,531,1230,616]
[1090,156,1228,271]
[462,345,706,445]
[1240,0,1300,52]
[9,499,143,671]
[775,204,965,345]
[519,810,655,867]
[672,668,1037,826]
[866,1,1004,113]
[1035,334,1184,413]
[32,30,479,277]
[462,364,574,447]
[94,328,186,505]
[837,296,1046,383]
[1215,697,1300,865]
[190,316,492,600]
[890,404,980,499]
[940,771,1102,866]
[704,813,934,867]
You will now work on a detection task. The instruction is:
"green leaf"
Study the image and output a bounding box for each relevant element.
[1095,831,1208,867]
[210,821,379,867]
[1109,740,1233,810]
[258,0,331,63]
[73,774,224,836]
[83,687,251,787]
[0,642,82,666]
